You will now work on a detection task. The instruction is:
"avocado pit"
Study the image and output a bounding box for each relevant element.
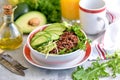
[28,17,40,26]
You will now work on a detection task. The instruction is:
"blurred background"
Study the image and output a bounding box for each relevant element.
[0,0,120,25]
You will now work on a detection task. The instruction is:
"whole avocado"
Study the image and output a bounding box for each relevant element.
[14,2,30,20]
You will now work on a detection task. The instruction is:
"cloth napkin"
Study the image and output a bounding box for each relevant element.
[88,10,120,60]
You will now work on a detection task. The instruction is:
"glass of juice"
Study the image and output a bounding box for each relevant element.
[60,0,80,24]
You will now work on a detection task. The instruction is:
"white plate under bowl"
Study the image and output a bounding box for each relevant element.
[23,43,91,70]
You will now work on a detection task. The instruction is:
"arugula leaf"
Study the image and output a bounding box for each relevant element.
[72,53,120,80]
[72,61,109,80]
[106,54,120,77]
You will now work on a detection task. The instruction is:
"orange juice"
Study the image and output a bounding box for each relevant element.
[61,0,80,20]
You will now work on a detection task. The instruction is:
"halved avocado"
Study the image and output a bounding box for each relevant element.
[15,11,47,33]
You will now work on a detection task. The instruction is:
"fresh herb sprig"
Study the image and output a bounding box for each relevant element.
[72,52,120,80]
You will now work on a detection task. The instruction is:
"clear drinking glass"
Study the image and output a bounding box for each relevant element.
[60,0,80,24]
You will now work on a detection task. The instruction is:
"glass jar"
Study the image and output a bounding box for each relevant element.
[0,5,23,50]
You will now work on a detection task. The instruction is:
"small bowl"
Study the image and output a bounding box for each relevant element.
[27,24,88,65]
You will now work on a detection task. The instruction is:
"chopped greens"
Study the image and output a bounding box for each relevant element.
[72,52,120,80]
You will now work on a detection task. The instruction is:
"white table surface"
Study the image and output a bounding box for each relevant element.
[0,0,120,80]
[0,34,120,80]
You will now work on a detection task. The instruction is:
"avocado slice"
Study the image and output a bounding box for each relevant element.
[44,31,59,40]
[15,11,47,33]
[48,30,63,35]
[44,23,66,31]
[49,32,59,40]
[31,31,50,42]
[35,31,46,36]
[31,35,49,48]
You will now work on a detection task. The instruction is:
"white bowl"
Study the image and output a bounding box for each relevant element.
[27,24,88,65]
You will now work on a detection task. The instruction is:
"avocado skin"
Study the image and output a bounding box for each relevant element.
[14,2,30,21]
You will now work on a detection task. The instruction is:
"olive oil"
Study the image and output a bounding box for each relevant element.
[0,5,23,50]
[0,36,22,50]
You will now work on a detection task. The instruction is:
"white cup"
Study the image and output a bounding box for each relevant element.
[79,0,109,35]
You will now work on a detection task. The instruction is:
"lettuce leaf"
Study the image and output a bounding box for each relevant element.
[71,24,87,50]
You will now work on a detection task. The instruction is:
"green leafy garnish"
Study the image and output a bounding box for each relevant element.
[72,52,120,80]
[70,24,87,50]
[19,0,61,23]
[59,48,67,55]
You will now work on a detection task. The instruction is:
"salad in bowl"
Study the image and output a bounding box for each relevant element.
[27,23,89,65]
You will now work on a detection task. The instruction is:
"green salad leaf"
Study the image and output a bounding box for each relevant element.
[72,24,86,50]
[72,52,120,80]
